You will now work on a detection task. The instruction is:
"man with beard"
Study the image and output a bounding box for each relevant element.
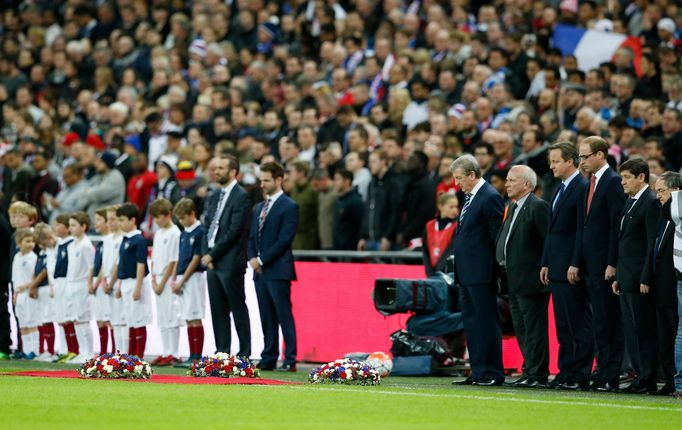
[201,155,252,357]
[248,162,299,371]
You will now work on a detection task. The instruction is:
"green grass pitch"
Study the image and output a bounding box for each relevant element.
[2,361,681,429]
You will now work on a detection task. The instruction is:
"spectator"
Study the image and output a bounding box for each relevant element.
[28,148,59,220]
[127,153,157,219]
[397,151,436,248]
[79,151,126,220]
[289,160,318,250]
[344,151,371,202]
[0,147,33,209]
[47,163,87,224]
[332,168,364,250]
[359,149,400,252]
[311,168,337,250]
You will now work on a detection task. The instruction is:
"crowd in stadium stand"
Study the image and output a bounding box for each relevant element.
[0,0,677,250]
[2,0,682,390]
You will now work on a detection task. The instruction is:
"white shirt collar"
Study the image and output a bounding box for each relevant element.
[469,178,485,197]
[562,169,580,187]
[124,229,142,238]
[515,192,531,209]
[632,184,649,201]
[222,179,237,195]
[594,163,609,183]
[184,220,201,233]
[58,235,73,245]
[266,190,284,206]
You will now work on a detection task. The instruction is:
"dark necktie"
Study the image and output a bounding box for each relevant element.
[552,183,565,212]
[653,220,669,273]
[495,202,517,266]
[459,193,472,224]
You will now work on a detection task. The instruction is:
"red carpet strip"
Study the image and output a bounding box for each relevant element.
[4,370,298,385]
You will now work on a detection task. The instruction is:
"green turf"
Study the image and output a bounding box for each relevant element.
[2,361,682,429]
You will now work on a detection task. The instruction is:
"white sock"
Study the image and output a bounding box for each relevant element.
[168,327,179,358]
[58,326,68,355]
[74,323,92,358]
[116,325,129,355]
[159,328,169,356]
[21,333,31,354]
[31,331,40,355]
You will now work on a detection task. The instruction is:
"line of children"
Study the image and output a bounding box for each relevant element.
[9,199,212,363]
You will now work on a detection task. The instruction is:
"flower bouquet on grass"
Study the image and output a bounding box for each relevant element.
[188,353,260,378]
[308,358,381,385]
[78,353,153,379]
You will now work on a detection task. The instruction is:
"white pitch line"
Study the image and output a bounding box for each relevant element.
[259,385,682,413]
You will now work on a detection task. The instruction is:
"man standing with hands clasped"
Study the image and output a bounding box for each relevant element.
[249,162,299,372]
[496,165,550,388]
[449,154,505,386]
[201,155,252,357]
[577,136,626,392]
[612,158,660,394]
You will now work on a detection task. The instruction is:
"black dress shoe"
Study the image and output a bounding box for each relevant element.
[547,378,564,389]
[256,361,276,371]
[453,377,475,385]
[653,385,676,396]
[622,381,656,395]
[516,378,546,389]
[473,378,504,387]
[508,377,529,387]
[592,381,619,392]
[557,381,588,391]
[276,363,297,372]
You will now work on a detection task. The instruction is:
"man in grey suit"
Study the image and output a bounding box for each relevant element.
[202,155,252,357]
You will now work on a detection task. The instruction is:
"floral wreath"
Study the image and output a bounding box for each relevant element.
[78,353,153,379]
[188,353,260,378]
[309,358,381,385]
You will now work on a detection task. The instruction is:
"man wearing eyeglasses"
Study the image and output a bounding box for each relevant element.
[577,136,627,392]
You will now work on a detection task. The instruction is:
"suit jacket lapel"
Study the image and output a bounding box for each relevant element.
[263,195,284,229]
[508,195,533,241]
[551,179,576,224]
[658,220,673,256]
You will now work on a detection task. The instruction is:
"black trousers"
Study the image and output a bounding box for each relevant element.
[509,292,550,381]
[206,268,251,357]
[656,303,678,386]
[550,281,594,384]
[586,275,624,385]
[0,281,10,354]
[620,291,658,385]
[255,279,297,366]
[459,283,504,381]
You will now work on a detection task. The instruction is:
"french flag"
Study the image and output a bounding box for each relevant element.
[553,24,643,76]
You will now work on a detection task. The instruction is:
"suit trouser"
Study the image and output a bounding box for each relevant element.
[255,279,297,366]
[459,283,504,381]
[656,303,678,387]
[508,292,550,381]
[550,281,593,384]
[0,281,10,354]
[586,275,624,385]
[620,291,658,385]
[206,268,251,356]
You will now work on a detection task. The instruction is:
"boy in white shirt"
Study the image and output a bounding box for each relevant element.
[30,223,58,361]
[172,199,207,365]
[12,228,39,359]
[110,203,153,358]
[92,208,113,354]
[52,214,77,362]
[105,205,126,354]
[65,212,95,363]
[149,199,181,366]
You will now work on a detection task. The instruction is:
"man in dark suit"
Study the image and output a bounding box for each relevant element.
[496,165,550,387]
[201,155,252,357]
[541,142,593,390]
[449,154,505,386]
[612,158,660,394]
[0,209,12,359]
[577,136,626,392]
[248,162,299,372]
[645,172,682,395]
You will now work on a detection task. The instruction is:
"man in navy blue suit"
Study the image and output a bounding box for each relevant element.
[449,154,505,386]
[540,142,593,390]
[248,162,300,372]
[577,136,626,392]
